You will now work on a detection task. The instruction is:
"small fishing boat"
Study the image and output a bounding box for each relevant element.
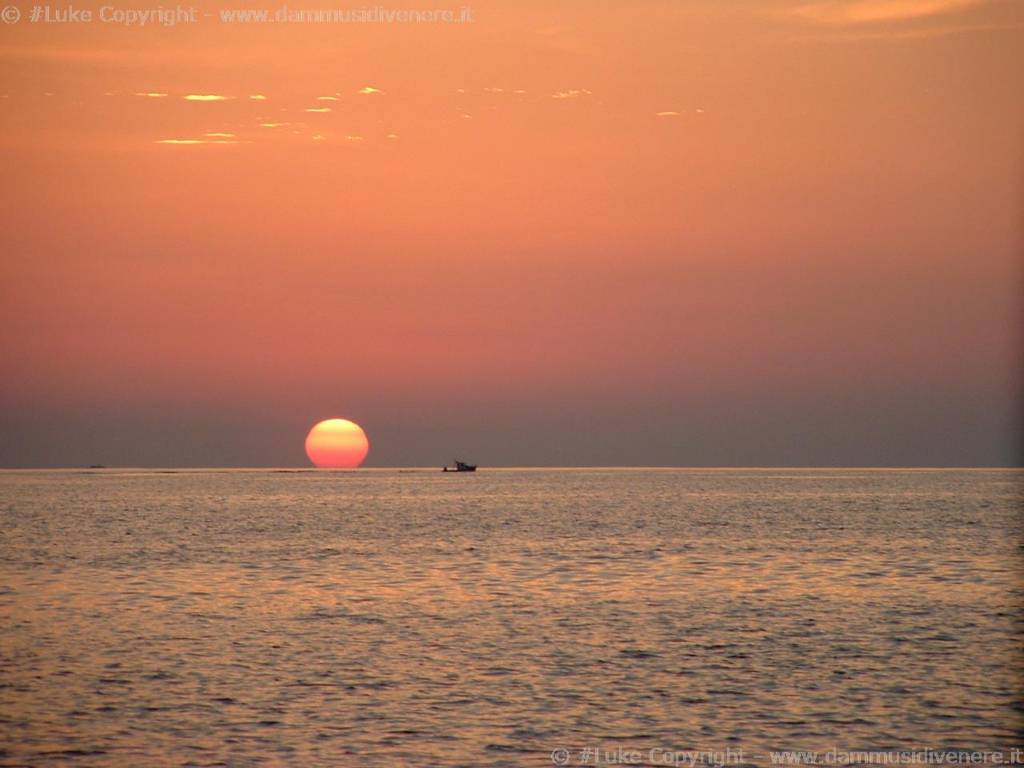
[442,460,477,472]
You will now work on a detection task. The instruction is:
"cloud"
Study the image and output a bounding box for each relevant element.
[317,95,339,101]
[154,138,239,145]
[249,94,267,100]
[205,132,236,138]
[258,122,289,128]
[134,92,168,98]
[184,94,230,101]
[305,107,331,113]
[655,111,679,116]
[551,88,593,99]
[358,86,384,95]
[796,17,1021,38]
[792,0,987,24]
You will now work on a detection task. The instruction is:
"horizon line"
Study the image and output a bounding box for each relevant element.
[1,465,1021,471]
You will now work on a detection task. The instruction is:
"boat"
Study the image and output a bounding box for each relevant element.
[443,459,477,472]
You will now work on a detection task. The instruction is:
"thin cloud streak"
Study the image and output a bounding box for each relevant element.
[154,138,240,144]
[792,18,1023,39]
[793,0,989,24]
[551,89,593,99]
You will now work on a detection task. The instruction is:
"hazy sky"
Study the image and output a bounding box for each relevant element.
[1,0,1021,467]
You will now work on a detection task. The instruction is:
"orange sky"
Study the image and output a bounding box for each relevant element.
[0,0,1021,466]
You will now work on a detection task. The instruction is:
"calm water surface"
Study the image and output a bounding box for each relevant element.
[1,469,1022,766]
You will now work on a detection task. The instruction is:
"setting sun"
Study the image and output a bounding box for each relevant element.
[304,419,369,468]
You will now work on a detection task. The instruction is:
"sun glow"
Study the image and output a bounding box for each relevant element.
[304,418,369,468]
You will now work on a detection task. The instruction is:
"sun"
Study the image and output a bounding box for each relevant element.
[305,418,369,468]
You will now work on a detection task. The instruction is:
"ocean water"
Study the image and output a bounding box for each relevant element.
[0,468,1021,767]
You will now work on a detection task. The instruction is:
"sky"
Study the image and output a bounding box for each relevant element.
[0,0,1021,467]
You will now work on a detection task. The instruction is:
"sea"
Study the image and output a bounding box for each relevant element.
[0,468,1021,767]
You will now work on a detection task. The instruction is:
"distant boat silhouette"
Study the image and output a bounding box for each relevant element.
[442,460,477,472]
[87,464,106,469]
